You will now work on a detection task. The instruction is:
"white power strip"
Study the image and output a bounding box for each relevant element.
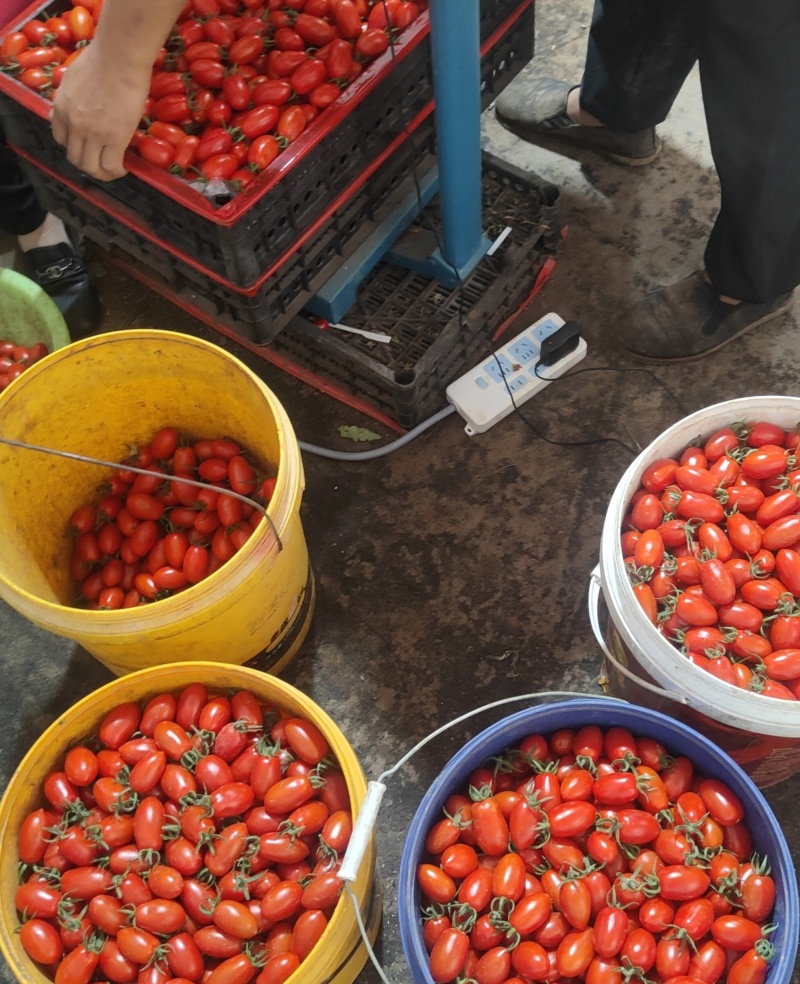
[446,313,588,435]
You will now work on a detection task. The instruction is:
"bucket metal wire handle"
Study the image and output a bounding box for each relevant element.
[0,436,284,551]
[340,689,633,984]
[588,566,690,707]
[341,690,632,886]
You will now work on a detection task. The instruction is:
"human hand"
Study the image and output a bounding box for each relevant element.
[50,45,150,181]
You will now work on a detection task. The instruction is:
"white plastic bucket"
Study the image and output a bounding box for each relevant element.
[591,396,800,788]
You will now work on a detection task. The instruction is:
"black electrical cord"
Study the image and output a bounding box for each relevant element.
[526,363,694,454]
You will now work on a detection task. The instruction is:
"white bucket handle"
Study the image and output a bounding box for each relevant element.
[588,567,691,707]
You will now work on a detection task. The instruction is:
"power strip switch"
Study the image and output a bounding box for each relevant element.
[446,313,588,435]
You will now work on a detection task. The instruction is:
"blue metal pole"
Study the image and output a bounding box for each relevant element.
[428,0,484,271]
[305,0,492,318]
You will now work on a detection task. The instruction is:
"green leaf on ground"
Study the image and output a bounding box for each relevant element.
[338,425,382,443]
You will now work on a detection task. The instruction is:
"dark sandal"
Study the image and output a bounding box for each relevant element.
[494,76,661,167]
[22,240,102,340]
[614,272,794,363]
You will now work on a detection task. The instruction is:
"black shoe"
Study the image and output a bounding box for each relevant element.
[614,272,794,363]
[494,77,661,167]
[21,241,102,340]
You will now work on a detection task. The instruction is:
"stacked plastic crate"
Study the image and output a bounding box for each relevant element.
[0,0,535,351]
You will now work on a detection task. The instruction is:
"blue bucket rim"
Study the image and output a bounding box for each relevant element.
[398,697,799,984]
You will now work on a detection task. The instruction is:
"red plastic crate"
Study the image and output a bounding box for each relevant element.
[0,0,31,24]
[8,1,534,342]
[0,0,531,288]
[15,125,439,343]
[94,153,563,430]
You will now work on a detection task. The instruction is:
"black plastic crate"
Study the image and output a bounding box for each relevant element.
[269,154,563,428]
[0,0,534,288]
[95,154,561,428]
[20,126,439,343]
[10,3,532,343]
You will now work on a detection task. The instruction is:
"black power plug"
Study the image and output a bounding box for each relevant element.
[538,320,582,367]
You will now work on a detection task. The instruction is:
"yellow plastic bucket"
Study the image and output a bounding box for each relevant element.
[0,329,314,676]
[0,662,381,984]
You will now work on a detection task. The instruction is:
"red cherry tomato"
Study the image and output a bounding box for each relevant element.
[276,105,308,143]
[471,798,510,856]
[698,778,745,826]
[429,928,469,984]
[20,917,63,965]
[711,915,765,952]
[0,32,27,67]
[184,545,211,584]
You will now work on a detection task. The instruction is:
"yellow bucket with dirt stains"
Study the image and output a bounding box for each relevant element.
[0,329,314,676]
[0,663,380,984]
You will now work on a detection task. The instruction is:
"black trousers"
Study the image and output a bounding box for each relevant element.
[578,0,800,303]
[0,125,47,237]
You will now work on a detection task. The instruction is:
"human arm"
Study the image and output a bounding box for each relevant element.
[50,0,186,181]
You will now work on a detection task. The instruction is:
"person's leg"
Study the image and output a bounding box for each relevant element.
[0,126,101,337]
[614,0,798,362]
[580,0,700,132]
[0,124,76,248]
[702,0,800,303]
[0,132,48,237]
[495,0,699,165]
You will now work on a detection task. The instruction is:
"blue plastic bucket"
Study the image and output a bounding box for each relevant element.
[398,698,799,984]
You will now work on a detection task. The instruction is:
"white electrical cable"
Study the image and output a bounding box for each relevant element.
[377,689,621,785]
[298,405,455,461]
[345,883,394,984]
[343,690,626,982]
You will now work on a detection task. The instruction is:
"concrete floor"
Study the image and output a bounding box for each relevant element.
[1,0,800,982]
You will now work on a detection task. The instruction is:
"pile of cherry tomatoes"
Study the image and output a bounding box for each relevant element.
[0,0,423,188]
[68,425,276,610]
[417,724,778,984]
[621,419,800,700]
[15,683,353,984]
[0,337,49,391]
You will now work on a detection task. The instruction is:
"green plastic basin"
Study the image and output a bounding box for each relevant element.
[0,268,71,351]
